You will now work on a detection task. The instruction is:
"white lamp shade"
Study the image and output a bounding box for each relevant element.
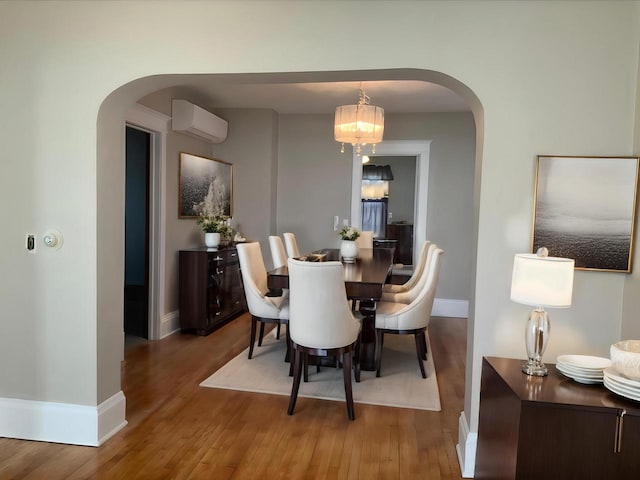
[334,104,384,145]
[510,253,575,307]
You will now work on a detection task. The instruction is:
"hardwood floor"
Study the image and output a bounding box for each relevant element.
[0,314,466,479]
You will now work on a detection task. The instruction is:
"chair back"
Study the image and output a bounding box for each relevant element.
[401,243,437,303]
[237,242,277,317]
[404,240,431,290]
[356,230,374,249]
[390,248,443,330]
[269,235,288,269]
[283,232,300,258]
[288,259,360,349]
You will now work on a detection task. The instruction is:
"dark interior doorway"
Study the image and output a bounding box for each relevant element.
[124,126,151,339]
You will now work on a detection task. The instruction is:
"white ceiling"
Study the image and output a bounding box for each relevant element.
[165,79,470,115]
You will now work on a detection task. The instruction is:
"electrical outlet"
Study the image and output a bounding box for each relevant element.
[26,234,36,252]
[343,218,349,227]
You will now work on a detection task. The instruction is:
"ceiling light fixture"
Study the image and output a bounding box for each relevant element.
[362,155,370,164]
[334,87,384,156]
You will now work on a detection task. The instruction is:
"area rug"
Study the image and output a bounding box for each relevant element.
[200,330,441,411]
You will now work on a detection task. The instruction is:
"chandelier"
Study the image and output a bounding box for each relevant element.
[334,88,384,156]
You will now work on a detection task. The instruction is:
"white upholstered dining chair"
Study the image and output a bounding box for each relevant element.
[356,230,374,249]
[381,242,436,304]
[374,247,443,378]
[286,258,362,420]
[236,242,290,359]
[283,232,300,258]
[383,240,431,296]
[268,235,288,339]
[269,235,288,269]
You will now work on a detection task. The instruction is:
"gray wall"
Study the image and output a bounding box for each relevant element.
[277,114,354,256]
[386,113,476,300]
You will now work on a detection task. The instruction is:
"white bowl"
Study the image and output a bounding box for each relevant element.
[610,340,640,380]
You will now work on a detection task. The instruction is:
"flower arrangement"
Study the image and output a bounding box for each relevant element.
[339,226,360,241]
[193,177,236,242]
[197,215,234,240]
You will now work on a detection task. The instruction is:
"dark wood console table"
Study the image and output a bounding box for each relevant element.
[475,356,640,479]
[179,246,246,335]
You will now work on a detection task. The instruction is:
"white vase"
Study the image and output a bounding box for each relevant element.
[204,232,221,248]
[340,240,359,263]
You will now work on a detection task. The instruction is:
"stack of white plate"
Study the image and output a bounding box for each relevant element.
[604,367,640,402]
[556,355,612,384]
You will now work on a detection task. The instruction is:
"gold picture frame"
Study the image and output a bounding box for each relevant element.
[531,155,639,272]
[179,152,233,218]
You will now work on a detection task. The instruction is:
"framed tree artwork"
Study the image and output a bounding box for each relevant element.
[179,152,232,218]
[532,155,640,272]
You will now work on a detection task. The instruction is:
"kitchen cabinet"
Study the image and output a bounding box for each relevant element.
[385,223,413,265]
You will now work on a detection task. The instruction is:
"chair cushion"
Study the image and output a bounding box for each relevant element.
[265,294,289,320]
[383,283,409,294]
[374,301,407,330]
[380,290,411,304]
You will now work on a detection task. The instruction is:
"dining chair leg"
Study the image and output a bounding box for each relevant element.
[375,330,384,377]
[248,316,258,359]
[414,333,427,378]
[421,330,427,360]
[354,338,361,383]
[285,327,294,375]
[342,351,355,421]
[258,322,266,346]
[303,352,309,383]
[288,349,303,415]
[276,323,281,340]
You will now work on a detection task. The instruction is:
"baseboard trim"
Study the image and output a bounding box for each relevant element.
[433,298,469,318]
[160,310,180,339]
[0,391,127,447]
[456,411,477,478]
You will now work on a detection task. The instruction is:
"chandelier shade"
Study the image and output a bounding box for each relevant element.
[334,88,384,155]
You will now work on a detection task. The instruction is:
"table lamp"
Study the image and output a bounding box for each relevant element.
[510,248,575,376]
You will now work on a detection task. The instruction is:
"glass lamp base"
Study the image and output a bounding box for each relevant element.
[522,359,548,376]
[522,307,550,377]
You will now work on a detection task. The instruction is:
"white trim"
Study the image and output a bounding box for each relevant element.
[351,140,431,266]
[0,391,127,447]
[433,298,469,318]
[126,103,170,341]
[160,310,181,339]
[456,411,477,478]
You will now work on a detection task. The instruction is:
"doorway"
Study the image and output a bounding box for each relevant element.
[351,140,431,267]
[361,156,417,265]
[124,126,151,340]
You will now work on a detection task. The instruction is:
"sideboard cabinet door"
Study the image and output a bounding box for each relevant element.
[179,247,246,335]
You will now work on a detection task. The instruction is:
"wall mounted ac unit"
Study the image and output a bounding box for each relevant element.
[171,99,228,143]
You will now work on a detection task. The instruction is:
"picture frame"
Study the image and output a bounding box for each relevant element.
[179,152,233,218]
[531,155,640,272]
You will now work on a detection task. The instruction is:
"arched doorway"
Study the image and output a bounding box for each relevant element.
[98,70,484,467]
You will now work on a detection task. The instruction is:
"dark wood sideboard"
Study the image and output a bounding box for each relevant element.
[179,246,246,335]
[475,357,640,479]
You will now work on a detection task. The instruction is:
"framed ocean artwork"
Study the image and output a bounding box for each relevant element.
[532,155,639,272]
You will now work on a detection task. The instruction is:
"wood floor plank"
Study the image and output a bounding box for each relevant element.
[0,315,466,479]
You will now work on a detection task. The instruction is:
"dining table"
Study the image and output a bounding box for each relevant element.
[267,247,395,371]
